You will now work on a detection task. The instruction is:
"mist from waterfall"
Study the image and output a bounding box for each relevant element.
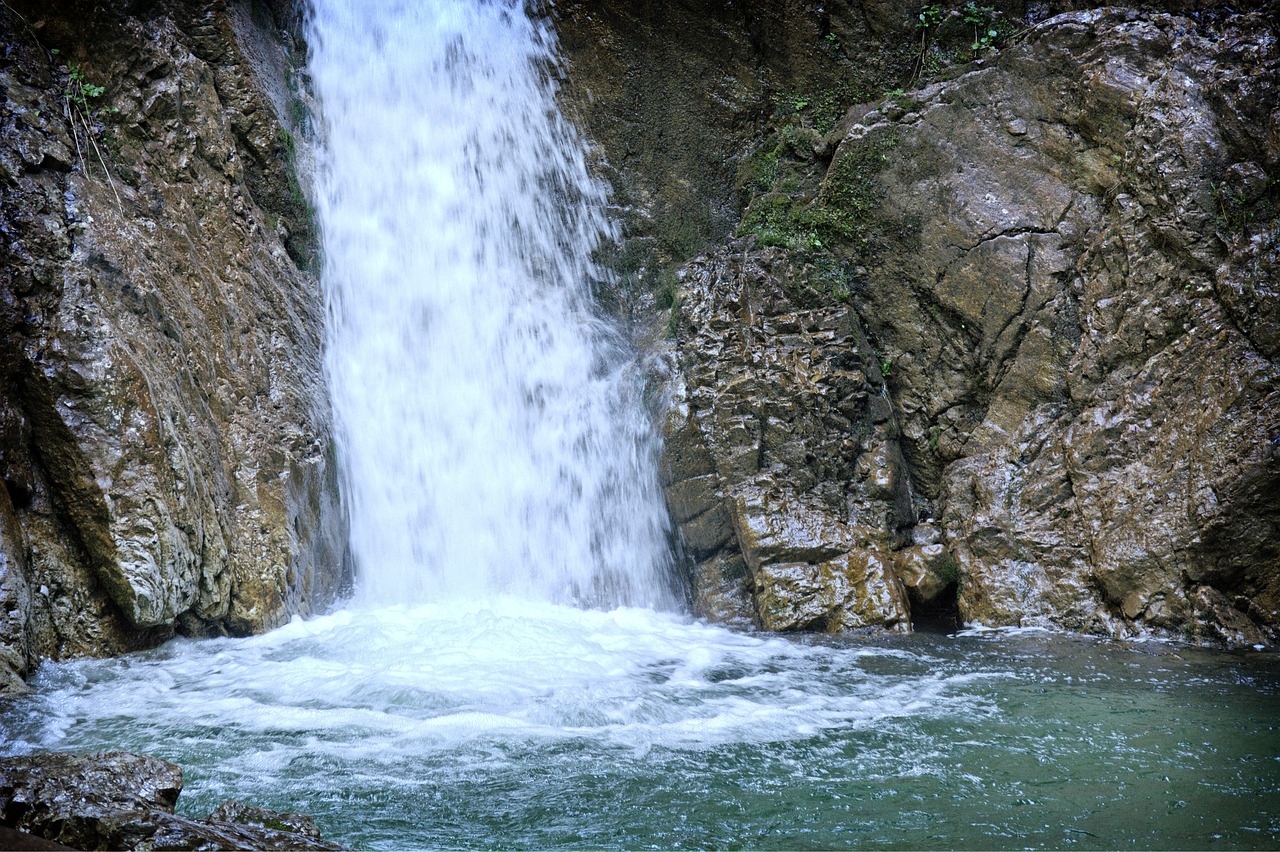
[307,0,677,609]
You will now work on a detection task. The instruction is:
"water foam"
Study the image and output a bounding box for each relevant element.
[4,603,988,760]
[4,604,1276,849]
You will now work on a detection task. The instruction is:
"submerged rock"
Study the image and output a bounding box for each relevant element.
[0,751,345,851]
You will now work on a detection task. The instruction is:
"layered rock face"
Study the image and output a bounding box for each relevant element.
[552,0,923,310]
[663,247,918,631]
[660,6,1279,644]
[0,0,348,690]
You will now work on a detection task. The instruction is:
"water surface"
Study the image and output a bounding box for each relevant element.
[3,605,1276,849]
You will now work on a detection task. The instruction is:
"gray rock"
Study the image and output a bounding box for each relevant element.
[665,247,913,633]
[0,751,345,851]
[662,6,1280,645]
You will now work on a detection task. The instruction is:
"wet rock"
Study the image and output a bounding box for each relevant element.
[664,247,911,633]
[207,800,327,842]
[666,6,1279,644]
[0,1,349,671]
[0,751,345,851]
[875,8,1279,644]
[894,544,956,605]
[0,484,33,694]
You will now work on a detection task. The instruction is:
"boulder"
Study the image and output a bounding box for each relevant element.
[0,751,345,851]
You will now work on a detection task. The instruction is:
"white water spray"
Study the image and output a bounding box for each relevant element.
[308,0,676,608]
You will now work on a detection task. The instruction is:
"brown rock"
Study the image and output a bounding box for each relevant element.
[0,0,349,671]
[895,543,957,605]
[663,247,913,632]
[661,6,1279,644]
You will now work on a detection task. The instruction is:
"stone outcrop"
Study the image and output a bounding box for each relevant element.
[663,246,916,631]
[0,0,1274,678]
[0,751,344,850]
[0,0,348,690]
[661,5,1280,644]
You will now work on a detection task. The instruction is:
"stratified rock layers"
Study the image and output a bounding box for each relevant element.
[663,247,916,632]
[0,0,347,689]
[663,8,1279,645]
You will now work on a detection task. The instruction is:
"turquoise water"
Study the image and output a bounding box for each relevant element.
[2,603,1276,849]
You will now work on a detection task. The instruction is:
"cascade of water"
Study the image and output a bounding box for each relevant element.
[307,0,677,609]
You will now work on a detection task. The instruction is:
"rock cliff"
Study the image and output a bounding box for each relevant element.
[557,0,1279,645]
[0,0,348,691]
[0,0,1275,685]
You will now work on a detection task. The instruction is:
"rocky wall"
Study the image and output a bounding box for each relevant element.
[657,4,1280,645]
[0,0,348,691]
[551,0,933,315]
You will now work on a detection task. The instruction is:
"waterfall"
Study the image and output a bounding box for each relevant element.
[307,0,677,609]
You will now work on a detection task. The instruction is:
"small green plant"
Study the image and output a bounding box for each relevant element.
[771,84,864,135]
[667,295,682,338]
[1210,180,1254,235]
[62,63,122,211]
[290,94,311,133]
[278,126,297,163]
[914,1,1013,79]
[914,3,946,80]
[808,256,851,301]
[962,1,1002,53]
[883,88,920,113]
[823,32,842,53]
[655,268,679,311]
[917,2,946,28]
[738,127,895,261]
[928,424,942,450]
[773,94,803,113]
[739,196,825,251]
[738,146,780,196]
[65,65,106,110]
[937,554,961,584]
[880,357,893,378]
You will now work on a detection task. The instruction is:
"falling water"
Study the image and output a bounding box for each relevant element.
[309,0,676,608]
[2,3,1278,849]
